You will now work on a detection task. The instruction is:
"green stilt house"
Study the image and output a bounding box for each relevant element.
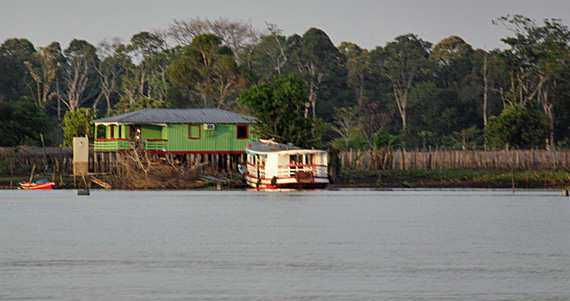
[92,108,257,154]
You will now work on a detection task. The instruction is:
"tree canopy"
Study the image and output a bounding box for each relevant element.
[485,101,550,148]
[237,74,318,148]
[0,101,50,146]
[2,15,570,149]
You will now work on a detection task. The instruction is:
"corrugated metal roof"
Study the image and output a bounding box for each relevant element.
[93,108,256,124]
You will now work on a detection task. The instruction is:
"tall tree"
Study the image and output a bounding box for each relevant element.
[429,36,473,90]
[0,101,50,146]
[485,100,550,148]
[374,34,432,137]
[338,42,371,108]
[0,38,36,102]
[167,34,249,109]
[108,32,174,115]
[167,17,259,65]
[495,15,570,146]
[129,32,170,102]
[293,28,346,120]
[330,106,364,151]
[61,39,99,112]
[237,74,318,148]
[0,55,27,102]
[463,49,502,129]
[95,39,130,116]
[61,107,94,146]
[248,23,295,81]
[24,42,62,108]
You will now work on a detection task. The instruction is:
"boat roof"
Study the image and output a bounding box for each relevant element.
[92,108,256,125]
[246,139,327,155]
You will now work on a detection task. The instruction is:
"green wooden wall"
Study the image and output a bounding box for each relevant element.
[96,123,255,153]
[165,123,254,153]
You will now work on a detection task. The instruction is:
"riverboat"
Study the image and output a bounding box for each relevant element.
[19,178,56,190]
[243,139,329,189]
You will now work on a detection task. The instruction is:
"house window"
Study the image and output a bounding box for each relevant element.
[188,124,201,139]
[109,125,115,139]
[236,124,248,139]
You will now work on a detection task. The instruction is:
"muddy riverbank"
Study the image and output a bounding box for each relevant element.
[2,168,568,190]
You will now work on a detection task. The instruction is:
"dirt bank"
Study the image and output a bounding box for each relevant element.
[2,168,567,190]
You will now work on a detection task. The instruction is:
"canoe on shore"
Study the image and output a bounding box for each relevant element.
[19,178,56,190]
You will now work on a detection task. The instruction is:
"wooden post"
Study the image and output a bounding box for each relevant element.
[516,147,520,169]
[426,147,429,170]
[402,148,406,170]
[433,146,439,169]
[471,144,479,168]
[414,147,418,169]
[462,147,466,168]
[439,147,443,169]
[505,146,510,169]
[484,146,488,168]
[394,148,400,170]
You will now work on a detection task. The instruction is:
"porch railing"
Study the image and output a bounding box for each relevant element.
[144,139,167,152]
[94,139,135,151]
[94,138,168,152]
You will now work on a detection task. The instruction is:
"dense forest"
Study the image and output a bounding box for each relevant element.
[1,15,569,151]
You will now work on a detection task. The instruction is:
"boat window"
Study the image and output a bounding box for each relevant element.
[290,154,301,165]
[259,156,266,166]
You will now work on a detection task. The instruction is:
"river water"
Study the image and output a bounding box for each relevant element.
[1,189,569,300]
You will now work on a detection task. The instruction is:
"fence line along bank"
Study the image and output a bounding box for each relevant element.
[2,146,570,177]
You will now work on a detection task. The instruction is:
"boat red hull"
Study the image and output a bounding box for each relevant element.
[244,173,328,189]
[19,181,56,190]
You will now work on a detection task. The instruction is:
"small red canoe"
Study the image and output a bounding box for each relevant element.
[19,179,56,190]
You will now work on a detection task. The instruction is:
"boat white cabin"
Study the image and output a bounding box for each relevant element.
[244,139,329,189]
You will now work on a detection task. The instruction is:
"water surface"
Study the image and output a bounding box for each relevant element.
[1,189,569,300]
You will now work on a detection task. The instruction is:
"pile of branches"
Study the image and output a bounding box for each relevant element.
[109,152,207,189]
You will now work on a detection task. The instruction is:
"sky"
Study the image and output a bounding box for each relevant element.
[2,0,570,51]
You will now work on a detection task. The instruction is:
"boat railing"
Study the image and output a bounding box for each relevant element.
[277,164,327,178]
[246,162,266,179]
[259,165,266,179]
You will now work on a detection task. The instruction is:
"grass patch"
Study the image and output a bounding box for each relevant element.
[335,168,570,188]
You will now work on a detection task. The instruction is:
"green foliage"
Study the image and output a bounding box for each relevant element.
[329,106,365,151]
[128,32,165,58]
[338,42,371,102]
[374,34,432,136]
[167,34,250,109]
[246,30,291,81]
[109,96,165,116]
[485,101,550,148]
[62,108,95,146]
[293,28,353,121]
[0,38,36,102]
[406,80,482,146]
[495,15,570,111]
[372,127,403,149]
[330,135,368,152]
[441,126,484,148]
[429,36,474,89]
[0,102,50,146]
[3,17,570,149]
[237,74,319,148]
